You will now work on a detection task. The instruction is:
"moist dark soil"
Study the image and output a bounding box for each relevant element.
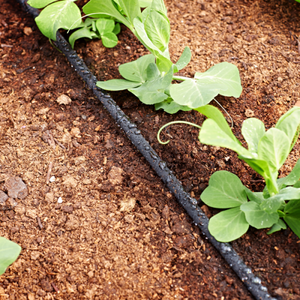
[0,0,300,299]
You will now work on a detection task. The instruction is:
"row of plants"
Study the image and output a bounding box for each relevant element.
[2,0,297,277]
[27,0,300,242]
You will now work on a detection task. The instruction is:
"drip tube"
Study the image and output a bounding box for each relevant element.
[15,1,277,299]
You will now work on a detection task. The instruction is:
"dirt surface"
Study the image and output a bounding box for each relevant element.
[0,0,300,299]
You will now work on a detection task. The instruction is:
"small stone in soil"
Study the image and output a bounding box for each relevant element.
[4,176,28,199]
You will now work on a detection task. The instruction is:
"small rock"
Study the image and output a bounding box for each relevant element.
[57,197,63,204]
[108,166,123,186]
[56,94,72,105]
[49,176,55,183]
[5,177,28,199]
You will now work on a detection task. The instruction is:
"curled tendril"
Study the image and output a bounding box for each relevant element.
[157,121,201,145]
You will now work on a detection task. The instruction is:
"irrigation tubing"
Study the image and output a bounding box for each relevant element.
[16,1,277,299]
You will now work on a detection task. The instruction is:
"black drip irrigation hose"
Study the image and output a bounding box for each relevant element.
[16,1,277,299]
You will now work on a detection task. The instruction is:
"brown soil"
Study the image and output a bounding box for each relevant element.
[0,0,300,299]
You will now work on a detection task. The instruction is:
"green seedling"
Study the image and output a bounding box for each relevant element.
[27,0,122,48]
[28,0,242,110]
[0,237,21,275]
[158,105,300,242]
[95,0,242,112]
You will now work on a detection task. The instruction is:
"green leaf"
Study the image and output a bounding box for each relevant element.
[0,237,21,275]
[139,0,152,7]
[201,171,248,208]
[95,18,115,35]
[170,78,220,108]
[113,23,121,35]
[244,188,264,204]
[28,0,57,9]
[144,10,170,51]
[83,0,132,30]
[260,194,284,213]
[258,128,290,172]
[156,55,173,74]
[283,200,300,238]
[277,159,300,189]
[199,119,251,157]
[240,201,279,229]
[149,0,167,16]
[175,46,191,71]
[96,79,141,91]
[146,63,161,81]
[241,118,265,154]
[208,207,249,242]
[196,105,238,142]
[267,219,287,234]
[133,17,160,52]
[119,54,155,83]
[155,99,191,114]
[260,187,300,213]
[275,107,300,150]
[34,0,82,40]
[69,23,97,48]
[101,32,118,48]
[128,66,174,104]
[116,0,141,25]
[194,62,242,98]
[133,18,172,73]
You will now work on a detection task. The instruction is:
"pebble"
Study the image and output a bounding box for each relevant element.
[49,176,55,183]
[57,197,63,204]
[4,176,28,199]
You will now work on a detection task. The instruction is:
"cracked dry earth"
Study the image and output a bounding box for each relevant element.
[1,0,300,299]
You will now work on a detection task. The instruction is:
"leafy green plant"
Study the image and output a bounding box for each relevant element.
[28,0,242,111]
[158,105,300,242]
[0,237,21,275]
[27,0,122,48]
[94,0,242,113]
